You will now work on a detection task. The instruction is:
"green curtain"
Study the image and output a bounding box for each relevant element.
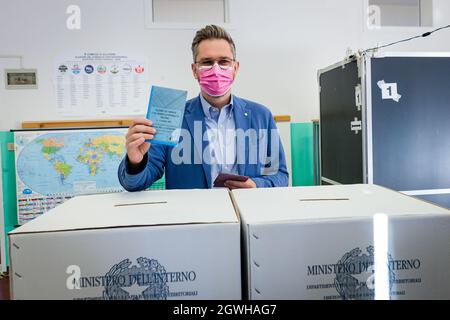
[0,131,18,267]
[291,123,318,186]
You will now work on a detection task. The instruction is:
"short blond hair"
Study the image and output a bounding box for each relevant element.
[191,24,236,62]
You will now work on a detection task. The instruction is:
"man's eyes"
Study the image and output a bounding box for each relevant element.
[219,59,232,65]
[199,59,232,65]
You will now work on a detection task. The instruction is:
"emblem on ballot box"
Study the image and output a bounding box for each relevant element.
[334,246,395,300]
[66,257,198,300]
[306,245,423,300]
[102,258,170,300]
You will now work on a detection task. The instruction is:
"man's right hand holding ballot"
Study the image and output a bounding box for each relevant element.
[118,25,288,191]
[125,118,155,169]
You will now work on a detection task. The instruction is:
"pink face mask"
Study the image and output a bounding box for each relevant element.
[198,64,234,97]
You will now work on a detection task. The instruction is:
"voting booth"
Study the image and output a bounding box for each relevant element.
[8,189,241,300]
[318,53,450,208]
[232,184,450,300]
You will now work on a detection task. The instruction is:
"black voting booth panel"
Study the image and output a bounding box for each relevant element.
[319,59,363,185]
[319,53,450,208]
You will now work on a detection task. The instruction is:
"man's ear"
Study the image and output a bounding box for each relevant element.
[191,63,199,80]
[233,60,240,79]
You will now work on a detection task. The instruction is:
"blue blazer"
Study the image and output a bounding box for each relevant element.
[118,95,289,190]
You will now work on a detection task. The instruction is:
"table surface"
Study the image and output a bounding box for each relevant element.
[0,272,10,300]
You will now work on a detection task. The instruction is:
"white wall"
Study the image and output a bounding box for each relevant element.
[1,0,450,131]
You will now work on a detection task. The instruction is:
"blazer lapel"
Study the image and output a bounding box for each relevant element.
[184,96,212,188]
[233,97,251,176]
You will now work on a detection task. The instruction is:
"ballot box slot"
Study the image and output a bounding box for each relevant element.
[299,198,349,202]
[114,201,168,207]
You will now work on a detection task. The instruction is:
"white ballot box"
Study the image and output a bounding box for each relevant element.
[8,189,241,300]
[231,184,450,300]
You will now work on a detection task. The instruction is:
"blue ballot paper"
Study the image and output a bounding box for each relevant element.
[146,85,188,146]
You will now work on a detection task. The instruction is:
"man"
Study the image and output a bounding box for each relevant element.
[118,25,288,191]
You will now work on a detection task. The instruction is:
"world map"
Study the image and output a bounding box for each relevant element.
[15,129,127,224]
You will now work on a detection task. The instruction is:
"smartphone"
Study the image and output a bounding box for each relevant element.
[213,173,249,188]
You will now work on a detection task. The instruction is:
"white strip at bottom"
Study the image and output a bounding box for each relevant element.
[400,189,450,196]
[321,177,342,185]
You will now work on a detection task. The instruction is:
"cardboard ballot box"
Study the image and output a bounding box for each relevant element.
[232,184,450,300]
[9,189,241,300]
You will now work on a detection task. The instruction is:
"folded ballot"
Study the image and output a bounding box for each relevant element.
[146,85,188,146]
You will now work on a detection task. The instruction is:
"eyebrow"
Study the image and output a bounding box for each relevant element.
[199,56,233,61]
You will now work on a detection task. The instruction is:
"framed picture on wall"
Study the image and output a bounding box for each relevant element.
[5,69,38,90]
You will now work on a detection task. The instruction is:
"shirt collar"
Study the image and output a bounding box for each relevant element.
[200,93,234,120]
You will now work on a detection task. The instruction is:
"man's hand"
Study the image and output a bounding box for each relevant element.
[126,118,156,165]
[224,179,257,189]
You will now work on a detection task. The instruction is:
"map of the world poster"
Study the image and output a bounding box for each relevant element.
[14,128,127,225]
